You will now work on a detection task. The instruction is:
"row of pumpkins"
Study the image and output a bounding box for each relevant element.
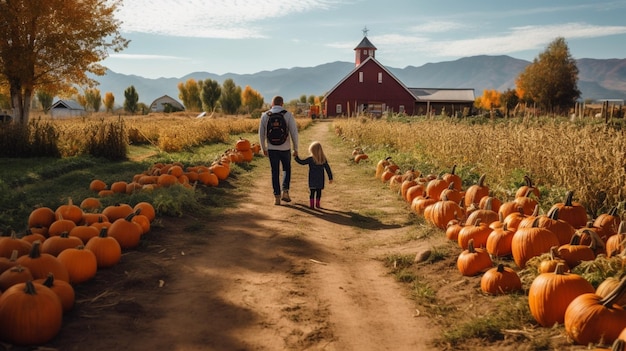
[0,197,156,346]
[0,137,263,346]
[89,138,261,196]
[374,156,626,348]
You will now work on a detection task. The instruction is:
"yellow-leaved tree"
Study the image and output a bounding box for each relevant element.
[474,89,502,111]
[0,0,128,124]
[241,85,264,113]
[103,92,115,113]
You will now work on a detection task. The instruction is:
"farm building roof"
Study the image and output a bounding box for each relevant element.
[409,88,475,102]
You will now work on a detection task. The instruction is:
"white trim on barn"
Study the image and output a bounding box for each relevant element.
[50,100,86,118]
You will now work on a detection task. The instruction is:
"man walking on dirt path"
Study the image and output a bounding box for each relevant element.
[259,96,299,205]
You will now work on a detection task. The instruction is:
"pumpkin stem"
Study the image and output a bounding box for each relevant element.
[496,263,505,273]
[28,240,42,259]
[553,262,568,275]
[477,174,486,187]
[523,175,533,188]
[565,191,575,207]
[23,280,37,295]
[42,273,55,287]
[450,164,457,175]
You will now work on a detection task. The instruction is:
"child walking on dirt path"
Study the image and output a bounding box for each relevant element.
[295,141,333,209]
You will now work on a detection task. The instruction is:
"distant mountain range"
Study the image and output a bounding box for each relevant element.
[92,55,626,106]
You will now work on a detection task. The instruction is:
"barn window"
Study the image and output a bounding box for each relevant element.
[335,104,342,114]
[378,72,382,83]
[359,72,363,83]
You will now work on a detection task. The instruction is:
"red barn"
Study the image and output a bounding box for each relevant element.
[323,35,475,117]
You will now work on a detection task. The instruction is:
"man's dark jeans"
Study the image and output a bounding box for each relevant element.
[268,149,291,196]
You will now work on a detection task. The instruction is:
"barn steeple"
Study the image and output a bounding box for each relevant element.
[354,26,376,66]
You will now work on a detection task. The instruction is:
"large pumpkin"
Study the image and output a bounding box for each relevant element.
[564,276,626,345]
[511,217,560,268]
[528,263,595,327]
[0,280,63,345]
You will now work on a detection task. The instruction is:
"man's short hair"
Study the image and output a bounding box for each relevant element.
[272,96,284,106]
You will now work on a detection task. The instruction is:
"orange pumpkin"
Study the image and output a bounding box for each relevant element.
[16,241,70,282]
[565,276,626,345]
[54,198,83,224]
[57,245,98,284]
[463,174,489,208]
[27,207,56,229]
[511,217,560,268]
[480,263,522,295]
[89,179,107,192]
[529,263,594,327]
[85,228,122,269]
[457,239,492,276]
[548,190,588,229]
[35,273,75,312]
[0,281,63,345]
[108,213,143,249]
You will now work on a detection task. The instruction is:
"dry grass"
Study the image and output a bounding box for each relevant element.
[44,112,313,155]
[333,116,626,216]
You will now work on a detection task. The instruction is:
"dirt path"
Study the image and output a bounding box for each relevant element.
[53,120,439,351]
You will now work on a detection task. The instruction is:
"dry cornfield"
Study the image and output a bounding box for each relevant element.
[333,116,626,216]
[46,113,312,154]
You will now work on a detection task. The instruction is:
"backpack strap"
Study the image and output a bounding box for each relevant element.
[267,110,287,116]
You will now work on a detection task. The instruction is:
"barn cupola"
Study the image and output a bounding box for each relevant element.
[354,26,376,67]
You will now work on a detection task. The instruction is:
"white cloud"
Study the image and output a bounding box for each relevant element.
[370,23,626,59]
[109,54,190,61]
[409,21,468,33]
[115,0,340,38]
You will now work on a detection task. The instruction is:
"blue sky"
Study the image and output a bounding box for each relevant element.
[102,0,626,79]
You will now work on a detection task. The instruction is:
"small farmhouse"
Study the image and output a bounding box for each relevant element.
[150,95,185,113]
[50,100,86,118]
[323,33,475,117]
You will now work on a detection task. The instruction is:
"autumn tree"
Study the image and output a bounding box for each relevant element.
[85,88,102,112]
[76,94,88,110]
[0,0,128,124]
[201,79,221,112]
[103,92,115,113]
[124,86,139,114]
[36,91,54,113]
[515,37,580,115]
[500,89,519,117]
[475,89,502,111]
[220,79,242,115]
[177,79,203,112]
[241,85,264,113]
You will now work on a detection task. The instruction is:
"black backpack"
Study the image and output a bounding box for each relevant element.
[266,110,289,145]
